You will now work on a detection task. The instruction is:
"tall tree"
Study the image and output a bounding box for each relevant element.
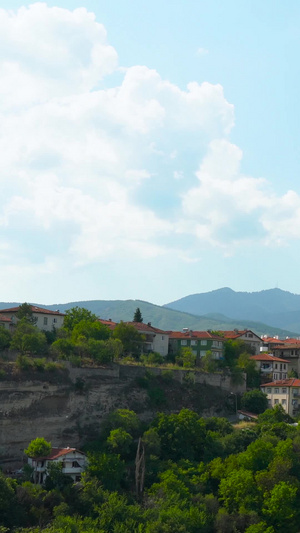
[63,307,97,331]
[133,307,143,323]
[16,303,37,325]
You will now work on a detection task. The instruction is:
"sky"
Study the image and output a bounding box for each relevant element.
[1,1,300,305]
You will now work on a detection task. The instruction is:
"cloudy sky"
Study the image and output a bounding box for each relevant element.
[1,1,300,305]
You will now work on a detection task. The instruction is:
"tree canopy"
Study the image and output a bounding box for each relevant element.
[63,307,98,331]
[24,438,51,458]
[133,307,143,323]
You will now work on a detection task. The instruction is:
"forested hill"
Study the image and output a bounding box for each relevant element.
[0,297,298,338]
[165,287,300,333]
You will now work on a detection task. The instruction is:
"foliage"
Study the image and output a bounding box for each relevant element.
[0,327,11,351]
[86,452,126,491]
[10,319,47,355]
[176,347,196,368]
[112,321,144,358]
[50,338,75,359]
[241,389,268,414]
[106,428,133,455]
[16,303,37,325]
[63,307,98,331]
[258,404,294,424]
[133,307,143,323]
[201,350,218,373]
[24,438,51,458]
[71,320,110,342]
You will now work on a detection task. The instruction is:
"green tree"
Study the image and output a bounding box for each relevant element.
[50,338,75,359]
[241,389,268,414]
[16,302,37,325]
[104,409,140,437]
[201,350,218,373]
[112,321,143,357]
[219,468,259,513]
[106,428,133,455]
[25,437,51,458]
[63,307,98,331]
[10,319,47,355]
[86,452,125,491]
[71,320,110,342]
[0,327,11,351]
[258,404,293,424]
[133,307,143,323]
[262,481,299,532]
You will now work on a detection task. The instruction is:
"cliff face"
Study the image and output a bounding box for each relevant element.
[0,364,239,469]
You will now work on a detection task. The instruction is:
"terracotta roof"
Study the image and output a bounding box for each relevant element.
[0,316,12,323]
[125,321,168,334]
[222,330,261,340]
[237,410,259,419]
[261,378,300,388]
[282,338,300,344]
[250,353,290,363]
[0,305,65,316]
[261,337,284,344]
[273,344,300,350]
[168,330,224,340]
[34,447,85,461]
[98,318,117,329]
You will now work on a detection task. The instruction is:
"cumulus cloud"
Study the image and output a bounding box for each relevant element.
[0,1,298,292]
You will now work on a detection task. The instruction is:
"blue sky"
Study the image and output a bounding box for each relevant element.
[1,1,300,306]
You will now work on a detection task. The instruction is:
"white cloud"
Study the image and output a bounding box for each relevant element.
[0,1,299,298]
[197,47,209,56]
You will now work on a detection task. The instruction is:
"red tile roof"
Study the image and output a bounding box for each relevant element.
[168,330,224,340]
[98,318,117,330]
[222,330,261,340]
[0,305,65,316]
[282,338,300,344]
[262,378,300,387]
[273,344,300,350]
[125,322,167,334]
[250,353,290,363]
[34,447,84,460]
[0,316,12,323]
[261,337,284,344]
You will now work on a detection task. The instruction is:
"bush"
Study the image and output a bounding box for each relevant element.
[15,354,33,371]
[241,390,268,414]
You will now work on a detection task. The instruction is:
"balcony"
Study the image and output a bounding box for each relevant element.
[260,366,273,373]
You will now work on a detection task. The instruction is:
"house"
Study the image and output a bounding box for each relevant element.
[168,330,224,361]
[0,316,14,331]
[98,318,118,331]
[126,322,169,356]
[221,330,262,354]
[260,335,284,352]
[261,378,300,417]
[249,353,289,382]
[0,305,65,332]
[28,447,87,484]
[272,344,300,375]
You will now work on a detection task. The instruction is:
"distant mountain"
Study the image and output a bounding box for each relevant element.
[164,288,300,334]
[0,297,298,338]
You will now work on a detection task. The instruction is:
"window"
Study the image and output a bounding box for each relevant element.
[191,340,197,346]
[200,351,206,357]
[161,336,164,340]
[274,399,279,404]
[274,374,278,380]
[248,333,253,338]
[53,318,57,324]
[282,373,287,379]
[283,364,286,370]
[181,340,187,346]
[282,388,287,393]
[201,340,207,346]
[267,388,271,393]
[275,364,278,369]
[43,317,48,326]
[282,399,286,405]
[275,388,279,394]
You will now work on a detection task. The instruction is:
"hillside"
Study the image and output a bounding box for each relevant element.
[165,287,300,334]
[0,297,298,338]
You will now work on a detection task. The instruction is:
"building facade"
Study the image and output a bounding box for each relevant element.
[168,330,224,361]
[0,305,65,332]
[222,330,262,354]
[250,353,289,382]
[28,447,87,484]
[261,378,300,417]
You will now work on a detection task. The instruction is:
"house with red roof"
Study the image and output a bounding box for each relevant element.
[271,344,300,375]
[0,315,14,331]
[221,329,262,354]
[28,447,87,484]
[261,378,300,417]
[168,330,224,361]
[0,305,65,332]
[125,322,169,356]
[250,353,289,382]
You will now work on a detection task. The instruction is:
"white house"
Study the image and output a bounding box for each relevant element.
[28,447,87,484]
[222,330,262,354]
[261,378,300,417]
[0,305,65,332]
[124,322,169,356]
[249,353,289,381]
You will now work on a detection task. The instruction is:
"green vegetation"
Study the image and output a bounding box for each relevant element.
[133,307,143,322]
[24,438,51,458]
[2,406,300,532]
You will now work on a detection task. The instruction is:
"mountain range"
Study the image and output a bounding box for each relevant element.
[1,287,300,337]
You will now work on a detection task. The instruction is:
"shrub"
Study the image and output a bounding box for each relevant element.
[16,354,33,371]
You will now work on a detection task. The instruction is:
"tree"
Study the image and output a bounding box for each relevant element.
[86,452,125,491]
[25,438,51,458]
[71,320,110,342]
[241,389,268,414]
[0,327,11,351]
[10,320,47,355]
[258,404,293,424]
[262,481,299,532]
[112,322,143,357]
[133,307,143,323]
[106,428,133,455]
[16,303,37,325]
[63,307,98,331]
